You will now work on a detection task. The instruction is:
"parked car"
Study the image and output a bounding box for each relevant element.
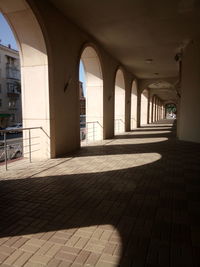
[0,127,5,136]
[6,123,22,134]
[0,142,23,162]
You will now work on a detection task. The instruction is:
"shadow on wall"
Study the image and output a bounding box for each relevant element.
[0,123,200,266]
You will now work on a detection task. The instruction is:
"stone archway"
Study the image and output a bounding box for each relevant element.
[0,0,51,159]
[80,46,103,142]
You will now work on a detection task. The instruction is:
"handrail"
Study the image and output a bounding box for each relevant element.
[115,118,125,123]
[80,121,103,143]
[131,117,136,122]
[0,126,42,134]
[0,126,44,170]
[86,121,103,128]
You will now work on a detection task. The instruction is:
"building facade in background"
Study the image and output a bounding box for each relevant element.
[79,81,86,140]
[0,44,21,128]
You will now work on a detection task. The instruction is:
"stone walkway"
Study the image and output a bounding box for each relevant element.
[0,120,200,266]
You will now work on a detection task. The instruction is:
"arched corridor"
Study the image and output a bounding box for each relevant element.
[1,1,200,266]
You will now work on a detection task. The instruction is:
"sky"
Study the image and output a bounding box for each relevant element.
[0,12,86,95]
[79,61,86,96]
[0,13,18,50]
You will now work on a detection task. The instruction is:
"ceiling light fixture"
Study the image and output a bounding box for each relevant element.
[145,59,153,63]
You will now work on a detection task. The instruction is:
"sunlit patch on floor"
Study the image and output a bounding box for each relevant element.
[41,153,162,176]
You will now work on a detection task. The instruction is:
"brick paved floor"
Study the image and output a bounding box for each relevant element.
[0,120,200,266]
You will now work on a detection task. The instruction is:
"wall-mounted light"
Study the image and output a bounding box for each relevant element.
[108,95,112,101]
[145,59,153,64]
[174,52,182,62]
[64,76,72,92]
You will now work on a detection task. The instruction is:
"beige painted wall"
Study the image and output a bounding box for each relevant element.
[114,69,125,134]
[140,89,148,125]
[179,40,200,143]
[130,80,137,129]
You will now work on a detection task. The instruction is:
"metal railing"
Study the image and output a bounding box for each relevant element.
[81,121,103,144]
[114,119,125,134]
[0,127,43,170]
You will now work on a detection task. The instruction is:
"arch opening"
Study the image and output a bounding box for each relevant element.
[0,1,50,160]
[165,103,177,119]
[79,46,103,144]
[114,69,125,134]
[0,13,22,129]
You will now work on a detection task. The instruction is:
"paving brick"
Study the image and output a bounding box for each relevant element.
[4,237,20,247]
[74,250,90,264]
[29,254,51,265]
[61,246,80,255]
[104,243,117,257]
[20,244,39,253]
[65,236,80,247]
[40,231,55,241]
[0,245,15,255]
[55,251,76,262]
[12,237,29,249]
[1,121,200,267]
[49,237,66,245]
[4,250,23,265]
[85,252,101,266]
[74,237,89,249]
[45,244,61,258]
[0,238,9,246]
[35,241,53,255]
[74,230,92,238]
[46,258,61,267]
[58,261,72,267]
[0,253,8,263]
[96,261,117,267]
[26,238,46,247]
[99,253,120,264]
[13,252,32,266]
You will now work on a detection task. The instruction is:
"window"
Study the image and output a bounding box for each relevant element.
[10,113,15,122]
[0,99,2,107]
[0,84,1,93]
[8,100,16,108]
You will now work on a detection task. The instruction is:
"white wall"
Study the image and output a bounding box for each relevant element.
[115,69,125,134]
[140,89,148,125]
[130,80,137,129]
[179,40,200,143]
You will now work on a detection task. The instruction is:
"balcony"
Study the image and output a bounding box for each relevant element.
[7,87,20,98]
[6,64,20,80]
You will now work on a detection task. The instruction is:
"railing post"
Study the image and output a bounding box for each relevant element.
[29,129,32,163]
[86,123,88,144]
[4,132,8,171]
[93,122,95,141]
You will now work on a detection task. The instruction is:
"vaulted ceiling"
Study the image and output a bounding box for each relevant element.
[49,0,200,101]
